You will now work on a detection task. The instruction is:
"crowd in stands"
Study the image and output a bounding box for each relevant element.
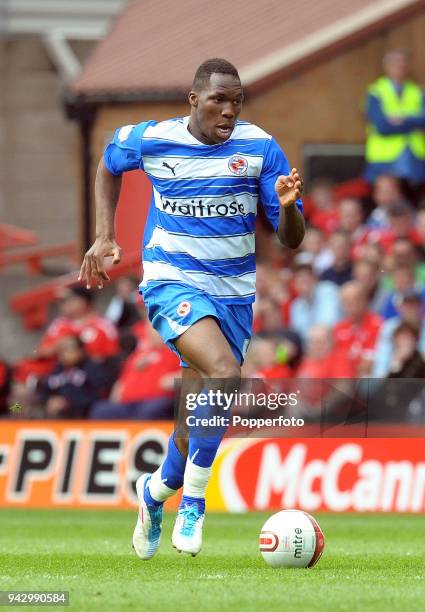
[0,174,424,423]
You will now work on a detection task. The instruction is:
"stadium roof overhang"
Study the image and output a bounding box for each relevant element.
[2,0,127,81]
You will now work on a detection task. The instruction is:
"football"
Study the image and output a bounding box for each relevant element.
[259,509,325,568]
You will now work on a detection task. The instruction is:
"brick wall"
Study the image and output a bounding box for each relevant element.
[1,35,79,246]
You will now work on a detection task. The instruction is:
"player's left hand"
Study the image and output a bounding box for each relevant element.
[275,168,303,207]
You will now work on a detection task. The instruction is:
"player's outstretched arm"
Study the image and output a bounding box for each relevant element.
[78,159,123,289]
[275,168,305,249]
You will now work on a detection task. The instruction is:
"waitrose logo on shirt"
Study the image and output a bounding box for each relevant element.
[159,196,248,218]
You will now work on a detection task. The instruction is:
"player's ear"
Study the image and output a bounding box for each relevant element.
[188,90,198,108]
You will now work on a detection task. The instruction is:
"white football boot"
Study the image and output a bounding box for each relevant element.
[132,473,163,560]
[172,502,205,556]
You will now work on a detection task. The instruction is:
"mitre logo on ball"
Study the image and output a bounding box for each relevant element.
[176,301,191,317]
[259,510,325,568]
[228,155,248,175]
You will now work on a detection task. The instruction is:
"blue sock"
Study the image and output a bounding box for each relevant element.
[188,435,223,468]
[187,386,228,468]
[144,432,187,507]
[180,494,205,514]
[162,432,187,488]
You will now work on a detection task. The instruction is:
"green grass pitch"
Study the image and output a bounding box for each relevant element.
[1,509,425,611]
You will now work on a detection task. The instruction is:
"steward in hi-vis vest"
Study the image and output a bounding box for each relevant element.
[364,50,425,185]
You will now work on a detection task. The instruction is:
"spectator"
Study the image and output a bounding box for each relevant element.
[300,227,333,275]
[382,236,425,290]
[253,298,285,334]
[242,337,274,377]
[367,175,409,230]
[352,259,387,313]
[334,281,382,376]
[369,322,425,422]
[276,329,304,373]
[256,263,274,300]
[417,208,425,261]
[254,265,293,330]
[294,325,355,423]
[297,325,355,379]
[89,326,180,420]
[38,286,119,361]
[307,178,339,235]
[387,321,425,378]
[320,230,353,286]
[268,268,294,327]
[380,262,425,320]
[13,286,119,390]
[375,202,421,254]
[37,336,107,418]
[289,264,341,344]
[356,242,384,269]
[372,289,425,376]
[337,197,370,258]
[246,336,292,379]
[364,49,425,186]
[254,330,303,379]
[105,276,141,330]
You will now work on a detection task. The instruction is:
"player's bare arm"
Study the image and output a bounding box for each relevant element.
[78,159,123,289]
[275,167,305,249]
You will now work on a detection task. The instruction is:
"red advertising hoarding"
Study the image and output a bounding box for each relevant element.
[1,422,424,512]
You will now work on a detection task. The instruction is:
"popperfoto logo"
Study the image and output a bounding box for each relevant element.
[228,155,248,176]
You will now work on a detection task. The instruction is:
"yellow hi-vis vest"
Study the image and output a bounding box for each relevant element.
[366,77,425,163]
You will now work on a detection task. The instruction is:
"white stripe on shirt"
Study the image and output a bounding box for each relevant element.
[141,261,256,297]
[145,226,255,260]
[143,154,263,180]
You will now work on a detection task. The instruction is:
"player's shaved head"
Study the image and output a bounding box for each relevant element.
[188,59,243,145]
[192,58,240,91]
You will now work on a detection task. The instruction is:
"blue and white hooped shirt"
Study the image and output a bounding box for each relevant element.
[104,116,303,304]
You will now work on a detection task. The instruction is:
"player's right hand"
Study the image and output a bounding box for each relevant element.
[78,237,122,289]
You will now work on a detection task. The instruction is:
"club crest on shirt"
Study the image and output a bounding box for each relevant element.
[176,301,191,317]
[228,155,248,176]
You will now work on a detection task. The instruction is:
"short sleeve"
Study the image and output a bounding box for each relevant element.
[103,121,155,175]
[259,138,303,231]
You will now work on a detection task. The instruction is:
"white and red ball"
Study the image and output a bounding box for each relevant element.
[259,509,325,568]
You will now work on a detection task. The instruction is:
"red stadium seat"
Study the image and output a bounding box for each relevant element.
[0,243,78,274]
[0,223,38,250]
[9,253,142,330]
